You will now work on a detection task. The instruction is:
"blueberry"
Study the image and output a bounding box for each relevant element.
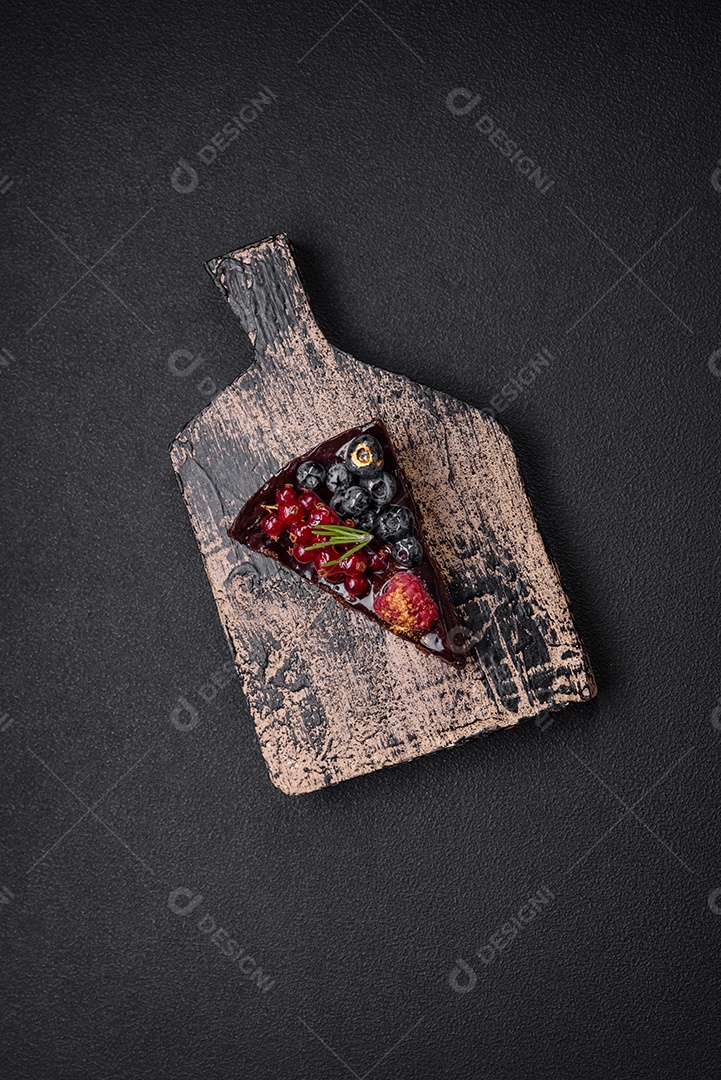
[345,434,383,479]
[327,462,352,493]
[375,504,413,542]
[361,471,396,508]
[341,485,372,517]
[330,491,346,514]
[354,507,377,532]
[392,536,423,567]
[297,460,326,491]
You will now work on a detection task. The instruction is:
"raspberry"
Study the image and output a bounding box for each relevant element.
[373,571,438,633]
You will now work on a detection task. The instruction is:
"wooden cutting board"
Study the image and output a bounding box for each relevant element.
[170,235,595,794]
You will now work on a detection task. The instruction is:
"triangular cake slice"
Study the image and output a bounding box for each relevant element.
[228,419,466,667]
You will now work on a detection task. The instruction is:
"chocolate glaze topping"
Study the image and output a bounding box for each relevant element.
[228,419,466,668]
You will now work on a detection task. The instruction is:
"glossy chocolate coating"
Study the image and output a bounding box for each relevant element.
[228,419,466,667]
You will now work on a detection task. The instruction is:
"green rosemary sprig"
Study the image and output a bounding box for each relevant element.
[302,524,373,566]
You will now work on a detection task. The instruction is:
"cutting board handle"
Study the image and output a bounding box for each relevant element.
[205,234,319,357]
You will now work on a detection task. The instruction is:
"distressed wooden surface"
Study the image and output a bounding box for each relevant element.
[170,234,595,794]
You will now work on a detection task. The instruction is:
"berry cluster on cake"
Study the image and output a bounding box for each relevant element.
[228,419,465,667]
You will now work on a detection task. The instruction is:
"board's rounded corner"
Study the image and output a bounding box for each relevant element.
[168,427,191,465]
[267,769,312,797]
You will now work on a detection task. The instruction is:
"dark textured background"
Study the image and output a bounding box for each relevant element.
[2,1,720,1077]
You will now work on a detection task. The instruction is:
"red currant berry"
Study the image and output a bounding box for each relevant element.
[298,489,319,514]
[279,502,303,526]
[292,541,315,564]
[339,552,368,576]
[345,574,370,599]
[307,504,340,527]
[276,485,298,508]
[314,549,345,583]
[368,550,388,573]
[261,513,285,538]
[293,524,315,545]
